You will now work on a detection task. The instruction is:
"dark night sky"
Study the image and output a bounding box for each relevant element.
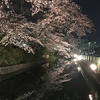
[73,0,100,45]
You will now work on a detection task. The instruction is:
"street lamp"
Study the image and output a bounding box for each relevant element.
[88,42,92,55]
[90,64,97,72]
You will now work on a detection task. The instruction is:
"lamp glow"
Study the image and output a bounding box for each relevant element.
[89,94,93,100]
[90,64,97,71]
[73,58,77,62]
[74,54,77,58]
[23,43,26,47]
[77,56,82,60]
[77,67,81,72]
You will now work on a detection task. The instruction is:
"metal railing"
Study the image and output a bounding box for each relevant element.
[81,55,100,72]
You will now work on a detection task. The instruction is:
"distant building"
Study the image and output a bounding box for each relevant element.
[78,39,96,55]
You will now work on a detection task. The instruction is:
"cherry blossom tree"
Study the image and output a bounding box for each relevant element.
[0,0,95,56]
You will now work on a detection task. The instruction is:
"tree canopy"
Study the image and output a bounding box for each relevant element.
[0,0,95,56]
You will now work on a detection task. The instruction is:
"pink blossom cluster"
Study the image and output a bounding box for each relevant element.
[0,0,95,55]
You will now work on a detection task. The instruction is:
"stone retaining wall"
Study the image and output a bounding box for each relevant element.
[0,56,62,75]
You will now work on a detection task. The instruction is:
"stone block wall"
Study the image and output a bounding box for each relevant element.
[0,56,62,75]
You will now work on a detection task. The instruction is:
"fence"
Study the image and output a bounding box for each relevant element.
[82,55,100,72]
